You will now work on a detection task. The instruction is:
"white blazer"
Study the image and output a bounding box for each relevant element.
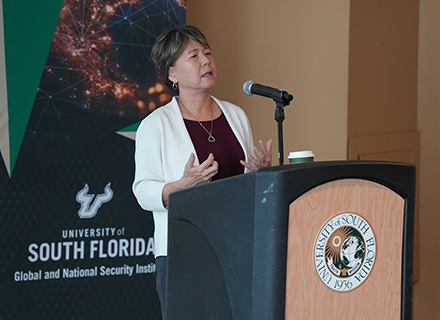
[133,96,254,257]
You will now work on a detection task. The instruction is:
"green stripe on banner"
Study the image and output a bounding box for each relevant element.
[119,121,141,132]
[0,0,10,175]
[2,0,64,174]
[117,121,141,141]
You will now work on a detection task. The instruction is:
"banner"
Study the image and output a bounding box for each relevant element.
[0,1,185,319]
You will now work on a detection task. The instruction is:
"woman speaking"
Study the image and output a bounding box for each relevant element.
[132,24,272,319]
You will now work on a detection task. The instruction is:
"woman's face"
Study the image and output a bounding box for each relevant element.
[168,39,217,95]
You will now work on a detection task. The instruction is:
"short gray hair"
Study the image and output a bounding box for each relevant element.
[151,25,210,93]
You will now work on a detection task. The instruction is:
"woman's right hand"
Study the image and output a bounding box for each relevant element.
[162,153,218,207]
[180,153,219,187]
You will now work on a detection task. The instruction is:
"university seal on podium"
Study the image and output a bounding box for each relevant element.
[313,213,376,292]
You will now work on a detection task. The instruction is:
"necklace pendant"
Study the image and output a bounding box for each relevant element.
[178,97,216,143]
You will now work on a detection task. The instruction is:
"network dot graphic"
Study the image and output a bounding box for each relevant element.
[25,0,185,157]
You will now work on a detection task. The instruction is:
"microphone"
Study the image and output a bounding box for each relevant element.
[243,80,293,104]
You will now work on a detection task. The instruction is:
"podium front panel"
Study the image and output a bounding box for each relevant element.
[285,178,404,319]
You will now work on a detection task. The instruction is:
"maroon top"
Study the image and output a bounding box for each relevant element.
[184,113,245,181]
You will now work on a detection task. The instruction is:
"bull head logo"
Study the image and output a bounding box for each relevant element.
[76,183,113,219]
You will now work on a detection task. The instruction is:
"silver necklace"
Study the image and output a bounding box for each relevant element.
[178,97,216,142]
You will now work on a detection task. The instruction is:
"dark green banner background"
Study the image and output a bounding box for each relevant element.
[0,1,185,319]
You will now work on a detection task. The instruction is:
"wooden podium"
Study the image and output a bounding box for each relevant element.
[167,161,415,320]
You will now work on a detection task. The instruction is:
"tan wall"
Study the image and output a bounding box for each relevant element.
[416,0,440,318]
[348,0,419,136]
[187,0,350,163]
[347,2,424,318]
[189,0,438,318]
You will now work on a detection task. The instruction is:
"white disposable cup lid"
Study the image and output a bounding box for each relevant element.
[288,150,314,158]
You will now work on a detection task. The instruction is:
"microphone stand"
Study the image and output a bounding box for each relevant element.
[275,101,286,165]
[272,91,293,165]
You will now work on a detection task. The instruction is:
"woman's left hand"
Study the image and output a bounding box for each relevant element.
[241,139,273,172]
